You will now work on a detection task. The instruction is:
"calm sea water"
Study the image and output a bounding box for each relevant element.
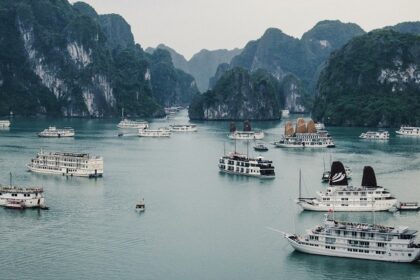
[1,111,420,280]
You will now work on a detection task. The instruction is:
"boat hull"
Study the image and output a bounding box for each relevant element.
[286,235,420,263]
[219,169,275,179]
[297,199,397,212]
[27,164,103,178]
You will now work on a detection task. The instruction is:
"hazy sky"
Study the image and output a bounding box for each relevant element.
[72,0,420,59]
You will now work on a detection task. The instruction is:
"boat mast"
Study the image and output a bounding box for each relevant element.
[298,169,301,200]
[246,139,249,158]
[9,172,12,186]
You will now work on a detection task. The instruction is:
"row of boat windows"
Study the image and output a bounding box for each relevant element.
[221,160,258,167]
[322,197,385,201]
[37,157,89,163]
[33,162,88,168]
[221,165,260,174]
[0,193,34,197]
[326,191,386,196]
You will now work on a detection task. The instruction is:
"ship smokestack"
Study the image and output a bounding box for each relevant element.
[361,166,377,188]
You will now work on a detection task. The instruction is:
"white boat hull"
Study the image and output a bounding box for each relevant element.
[219,169,274,179]
[27,164,103,178]
[298,199,397,212]
[286,235,420,263]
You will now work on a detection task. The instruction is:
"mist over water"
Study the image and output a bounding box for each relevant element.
[1,112,420,280]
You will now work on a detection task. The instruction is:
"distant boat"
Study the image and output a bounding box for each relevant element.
[0,120,10,128]
[218,152,275,178]
[138,128,171,137]
[360,130,389,140]
[395,202,419,211]
[281,110,289,117]
[228,120,264,140]
[136,198,145,212]
[38,126,75,137]
[118,119,149,129]
[314,122,325,130]
[169,124,197,132]
[396,126,420,136]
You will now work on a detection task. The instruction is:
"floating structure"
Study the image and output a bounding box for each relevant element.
[281,109,290,117]
[297,162,397,211]
[228,120,264,140]
[118,119,149,129]
[0,120,10,128]
[138,128,171,137]
[360,131,389,140]
[38,126,75,137]
[218,152,275,178]
[136,198,145,212]
[27,151,103,178]
[394,202,420,212]
[315,122,326,130]
[396,126,420,136]
[164,106,183,116]
[169,124,197,132]
[254,143,269,152]
[283,212,420,262]
[275,119,335,148]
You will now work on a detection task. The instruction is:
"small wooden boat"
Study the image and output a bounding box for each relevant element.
[136,198,145,212]
[397,202,419,211]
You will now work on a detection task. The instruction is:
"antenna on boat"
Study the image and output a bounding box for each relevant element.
[298,169,301,200]
[234,138,237,153]
[223,142,226,156]
[246,139,249,158]
[9,172,12,186]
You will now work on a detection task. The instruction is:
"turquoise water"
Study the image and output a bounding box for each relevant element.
[1,112,420,280]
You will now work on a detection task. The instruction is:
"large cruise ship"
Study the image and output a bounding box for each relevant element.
[283,213,420,262]
[38,126,75,137]
[218,152,275,178]
[297,161,397,211]
[274,119,335,148]
[396,126,420,136]
[27,151,103,178]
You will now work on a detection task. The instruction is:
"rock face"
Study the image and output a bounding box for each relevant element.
[188,67,282,120]
[149,44,241,92]
[210,21,366,112]
[313,30,420,127]
[0,0,198,117]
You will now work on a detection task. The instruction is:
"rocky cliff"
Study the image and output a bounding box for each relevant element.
[312,30,420,127]
[188,67,282,120]
[0,0,198,117]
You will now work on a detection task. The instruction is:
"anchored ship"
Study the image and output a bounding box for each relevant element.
[0,120,11,128]
[117,119,149,129]
[360,130,389,140]
[274,119,335,148]
[27,151,103,178]
[138,128,171,137]
[396,126,420,136]
[218,152,275,178]
[228,121,264,140]
[38,126,75,137]
[297,161,397,212]
[282,212,420,262]
[169,124,197,132]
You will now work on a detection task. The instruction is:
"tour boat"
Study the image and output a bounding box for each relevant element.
[0,175,47,209]
[315,122,326,130]
[138,128,171,137]
[136,198,145,212]
[396,202,419,211]
[228,120,264,140]
[254,143,269,152]
[0,120,10,128]
[275,131,335,148]
[38,126,75,137]
[396,126,420,136]
[282,212,420,262]
[360,130,389,140]
[218,152,275,178]
[164,106,183,116]
[297,161,397,212]
[27,151,103,178]
[117,119,149,129]
[169,124,197,132]
[281,110,290,117]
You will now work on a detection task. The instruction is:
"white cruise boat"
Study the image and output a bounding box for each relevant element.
[27,151,103,178]
[360,130,389,140]
[298,161,397,212]
[0,120,11,127]
[117,119,149,129]
[38,126,75,137]
[0,174,47,209]
[275,131,335,148]
[138,128,171,137]
[281,109,290,117]
[169,124,197,132]
[228,120,264,140]
[315,122,325,130]
[396,126,420,136]
[283,213,420,262]
[218,152,275,178]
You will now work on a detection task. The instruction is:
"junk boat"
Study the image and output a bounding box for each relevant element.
[360,130,389,140]
[136,198,145,212]
[38,126,75,137]
[218,152,275,178]
[396,126,420,136]
[297,161,397,211]
[274,119,335,148]
[27,151,103,178]
[254,143,269,152]
[138,128,171,137]
[169,124,197,132]
[282,212,420,262]
[228,121,264,140]
[0,174,47,209]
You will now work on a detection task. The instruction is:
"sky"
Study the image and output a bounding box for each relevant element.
[72,0,420,59]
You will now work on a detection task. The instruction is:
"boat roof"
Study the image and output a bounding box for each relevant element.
[38,151,99,158]
[0,185,43,193]
[325,219,417,235]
